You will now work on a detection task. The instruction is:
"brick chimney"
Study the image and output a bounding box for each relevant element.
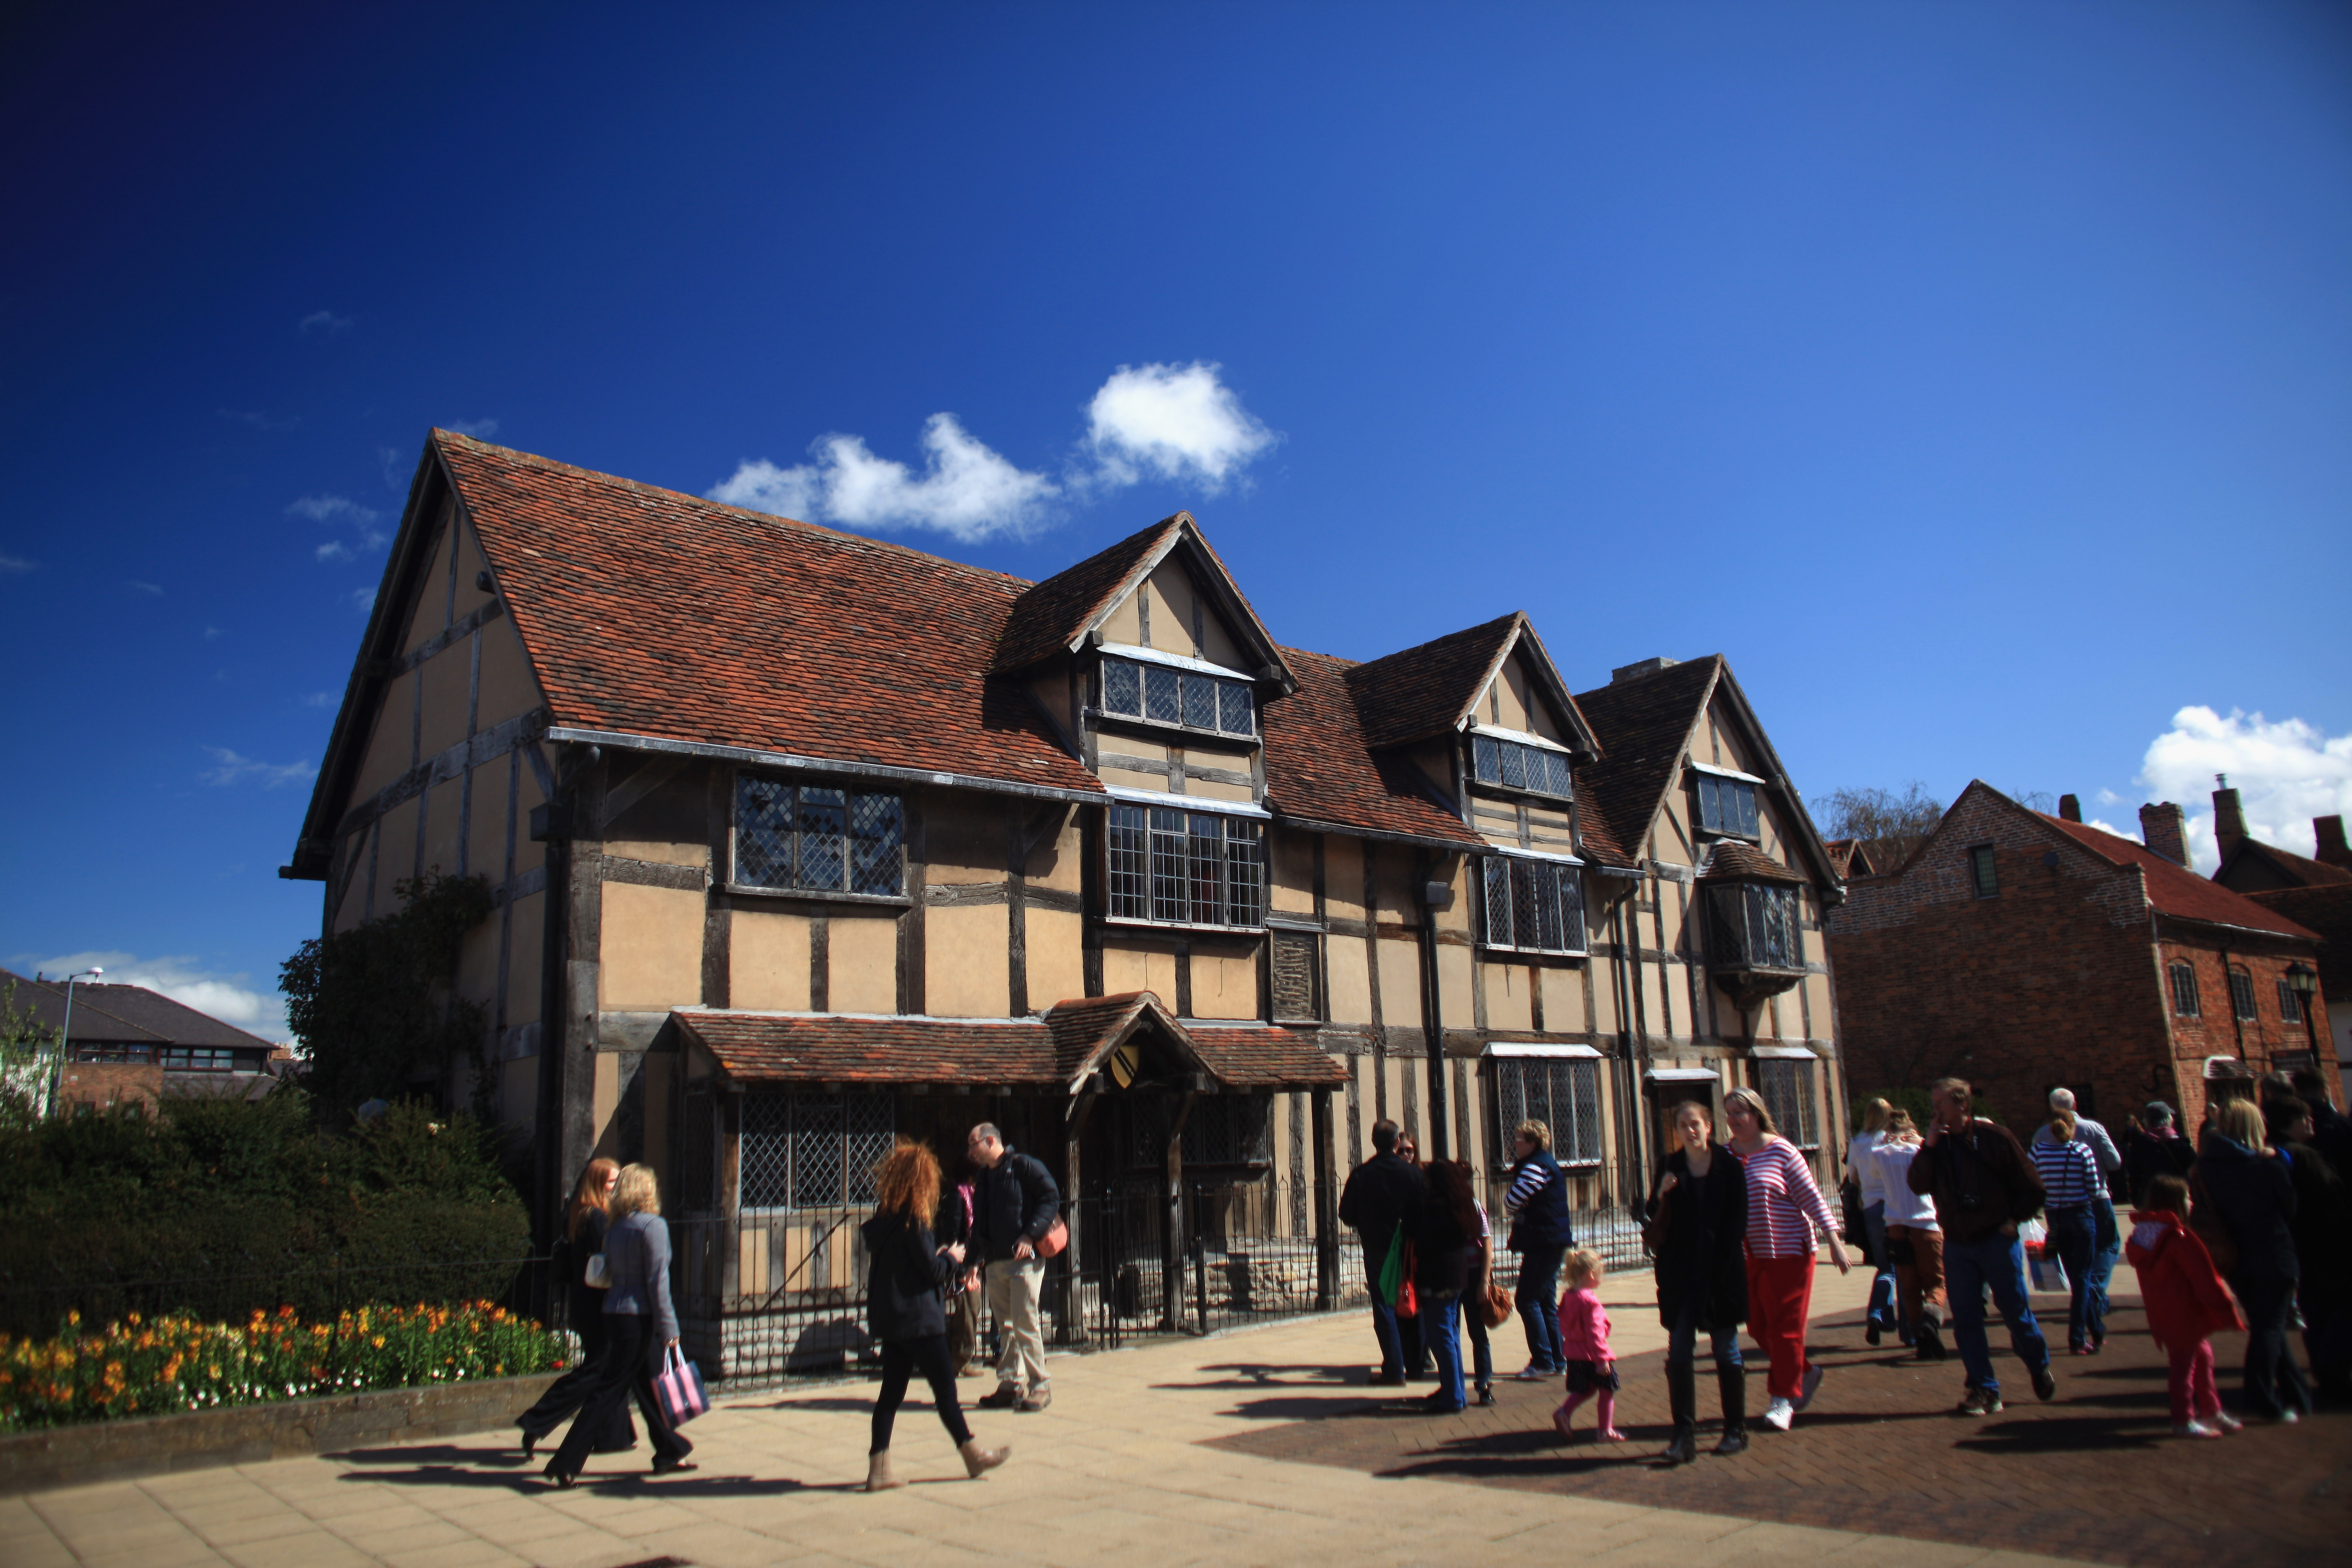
[2058,794,2082,823]
[2140,802,2189,866]
[2212,779,2249,861]
[2317,815,2352,870]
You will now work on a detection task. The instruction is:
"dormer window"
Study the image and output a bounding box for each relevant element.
[1099,652,1256,738]
[1471,733,1574,799]
[1694,767,1761,838]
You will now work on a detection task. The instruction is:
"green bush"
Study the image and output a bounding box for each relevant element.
[0,1096,532,1338]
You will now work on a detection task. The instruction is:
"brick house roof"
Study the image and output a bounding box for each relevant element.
[2,970,273,1050]
[436,433,1102,796]
[1261,646,1485,846]
[672,992,1342,1090]
[1347,613,1524,749]
[2218,839,2352,889]
[2039,815,2320,942]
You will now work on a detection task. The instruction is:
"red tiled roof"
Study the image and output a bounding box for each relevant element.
[1261,646,1484,846]
[2219,839,2352,889]
[2038,816,2321,941]
[672,992,1342,1090]
[1571,656,1722,862]
[1348,613,1522,749]
[2,970,271,1049]
[435,433,1102,795]
[1698,840,1809,886]
[991,518,1180,673]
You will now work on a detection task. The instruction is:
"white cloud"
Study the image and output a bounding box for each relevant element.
[2135,706,2352,871]
[444,417,501,438]
[709,362,1277,543]
[301,691,336,708]
[199,745,315,789]
[2086,817,2139,842]
[13,949,287,1040]
[299,309,352,336]
[1082,361,1277,491]
[125,580,162,596]
[202,626,223,641]
[291,494,389,558]
[350,586,377,611]
[0,553,32,573]
[316,541,352,562]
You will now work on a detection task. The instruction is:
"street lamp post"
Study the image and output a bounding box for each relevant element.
[2285,961,2321,1076]
[44,968,103,1119]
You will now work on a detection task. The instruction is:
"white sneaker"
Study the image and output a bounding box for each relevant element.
[1513,1363,1553,1381]
[1763,1398,1793,1432]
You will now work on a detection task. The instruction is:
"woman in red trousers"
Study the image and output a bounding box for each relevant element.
[1725,1087,1850,1432]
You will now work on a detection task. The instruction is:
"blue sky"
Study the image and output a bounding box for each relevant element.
[4,2,2348,1037]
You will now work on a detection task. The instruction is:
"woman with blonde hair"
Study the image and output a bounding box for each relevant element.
[2195,1096,2314,1421]
[861,1140,1008,1490]
[544,1164,696,1485]
[1725,1086,1850,1432]
[518,1158,636,1457]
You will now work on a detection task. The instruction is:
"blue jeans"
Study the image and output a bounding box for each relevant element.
[2235,1274,2315,1418]
[1465,1287,1493,1391]
[1422,1292,1466,1410]
[2045,1205,2103,1349]
[1862,1202,1897,1332]
[2086,1196,2120,1336]
[1516,1243,1567,1370]
[1364,1245,1404,1378]
[1666,1293,1743,1369]
[1943,1233,2050,1398]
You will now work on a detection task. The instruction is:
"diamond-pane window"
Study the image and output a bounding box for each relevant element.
[1144,664,1182,723]
[1480,854,1586,954]
[1492,1057,1602,1164]
[1182,673,1217,729]
[736,1091,893,1212]
[1696,773,1760,837]
[1103,658,1141,716]
[1468,734,1571,800]
[1756,1060,1820,1150]
[1218,680,1255,736]
[735,775,903,896]
[1473,734,1501,784]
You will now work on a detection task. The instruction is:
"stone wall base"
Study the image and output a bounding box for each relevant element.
[0,1373,560,1496]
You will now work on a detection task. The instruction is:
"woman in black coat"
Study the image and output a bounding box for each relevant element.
[2197,1098,2314,1421]
[516,1158,636,1457]
[860,1141,1009,1491]
[1410,1159,1482,1414]
[1648,1099,1750,1464]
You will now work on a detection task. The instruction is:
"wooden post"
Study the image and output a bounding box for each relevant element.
[1162,1088,1197,1332]
[1062,1088,1098,1346]
[1311,1087,1337,1310]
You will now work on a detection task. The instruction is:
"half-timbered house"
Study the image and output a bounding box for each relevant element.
[284,432,1850,1372]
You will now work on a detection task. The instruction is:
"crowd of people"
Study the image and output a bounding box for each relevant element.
[511,1068,2345,1486]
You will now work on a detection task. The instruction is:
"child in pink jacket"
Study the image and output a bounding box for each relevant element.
[2124,1173,2245,1438]
[1553,1248,1623,1442]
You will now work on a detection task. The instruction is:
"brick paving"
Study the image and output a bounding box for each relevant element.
[1202,1304,2352,1568]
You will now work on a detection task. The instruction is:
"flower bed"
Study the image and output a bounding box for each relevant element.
[0,1302,568,1431]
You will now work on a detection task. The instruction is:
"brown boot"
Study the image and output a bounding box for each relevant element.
[864,1451,904,1492]
[959,1438,1009,1478]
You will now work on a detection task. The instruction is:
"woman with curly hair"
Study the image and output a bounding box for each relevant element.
[861,1140,1010,1491]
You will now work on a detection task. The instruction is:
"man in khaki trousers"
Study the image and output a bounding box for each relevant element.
[965,1123,1062,1413]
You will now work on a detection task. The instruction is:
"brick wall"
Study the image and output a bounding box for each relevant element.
[1827,787,2170,1125]
[2155,931,2344,1131]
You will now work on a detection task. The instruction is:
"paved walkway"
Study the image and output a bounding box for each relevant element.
[5,1261,2322,1568]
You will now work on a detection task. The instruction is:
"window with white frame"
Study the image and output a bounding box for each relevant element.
[1755,1059,1820,1151]
[1106,805,1265,927]
[735,775,905,896]
[2228,968,2258,1022]
[1099,655,1256,738]
[1694,772,1760,838]
[738,1091,894,1210]
[1493,1055,1603,1166]
[1706,882,1800,970]
[1480,855,1587,954]
[2169,961,2200,1017]
[1471,734,1574,799]
[2278,978,2303,1025]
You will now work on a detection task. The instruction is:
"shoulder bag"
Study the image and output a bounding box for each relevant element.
[652,1345,709,1427]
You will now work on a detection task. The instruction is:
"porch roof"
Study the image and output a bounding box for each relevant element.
[670,992,1344,1093]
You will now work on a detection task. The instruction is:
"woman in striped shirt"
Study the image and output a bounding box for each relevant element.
[1725,1086,1851,1431]
[2030,1110,2105,1354]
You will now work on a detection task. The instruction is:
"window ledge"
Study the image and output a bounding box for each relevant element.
[1477,944,1589,961]
[725,883,911,909]
[1088,708,1260,747]
[1102,914,1267,938]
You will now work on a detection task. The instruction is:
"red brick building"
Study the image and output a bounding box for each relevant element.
[2210,790,2352,1078]
[1826,781,2334,1135]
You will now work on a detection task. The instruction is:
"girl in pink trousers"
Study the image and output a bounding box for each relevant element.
[1552,1249,1623,1442]
[2124,1173,2245,1438]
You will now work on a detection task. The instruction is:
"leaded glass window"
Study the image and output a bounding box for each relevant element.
[1108,804,1265,928]
[1493,1057,1603,1164]
[1471,733,1572,800]
[738,1090,893,1211]
[1756,1060,1821,1150]
[735,775,904,896]
[1480,856,1586,954]
[1099,655,1255,738]
[1695,773,1761,838]
[1707,883,1800,970]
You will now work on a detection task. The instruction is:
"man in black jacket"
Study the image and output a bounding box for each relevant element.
[967,1123,1062,1413]
[1338,1119,1425,1386]
[1908,1077,2057,1415]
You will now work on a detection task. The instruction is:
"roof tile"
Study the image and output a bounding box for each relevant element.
[2039,816,2321,941]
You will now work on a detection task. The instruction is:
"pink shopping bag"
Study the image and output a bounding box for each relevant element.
[652,1345,708,1426]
